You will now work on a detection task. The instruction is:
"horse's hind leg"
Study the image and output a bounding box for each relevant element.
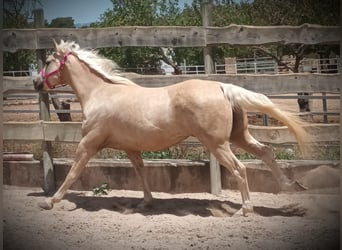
[210,142,253,216]
[230,109,304,191]
[126,151,153,205]
[39,133,99,210]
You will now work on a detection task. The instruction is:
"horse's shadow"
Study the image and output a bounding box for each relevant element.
[28,192,307,217]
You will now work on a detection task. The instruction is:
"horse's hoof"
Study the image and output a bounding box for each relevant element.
[281,180,307,192]
[242,202,254,217]
[233,206,254,217]
[293,181,307,191]
[137,200,153,210]
[38,199,53,210]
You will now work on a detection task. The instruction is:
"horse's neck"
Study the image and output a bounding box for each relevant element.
[64,57,105,109]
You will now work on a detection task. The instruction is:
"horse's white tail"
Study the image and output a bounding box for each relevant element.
[220,83,311,157]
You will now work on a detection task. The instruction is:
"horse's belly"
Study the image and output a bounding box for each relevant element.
[106,126,187,151]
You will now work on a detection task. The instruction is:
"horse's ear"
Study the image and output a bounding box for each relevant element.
[52,39,58,50]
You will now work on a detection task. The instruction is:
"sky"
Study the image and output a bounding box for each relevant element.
[39,0,191,25]
[40,0,113,25]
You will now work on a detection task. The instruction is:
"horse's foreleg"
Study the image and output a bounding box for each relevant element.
[126,151,153,205]
[39,138,97,210]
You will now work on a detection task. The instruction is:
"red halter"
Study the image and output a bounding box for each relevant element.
[41,52,73,89]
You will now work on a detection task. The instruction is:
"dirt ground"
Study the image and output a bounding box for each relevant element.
[3,184,340,250]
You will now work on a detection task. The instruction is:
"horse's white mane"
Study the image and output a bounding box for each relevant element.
[56,40,136,86]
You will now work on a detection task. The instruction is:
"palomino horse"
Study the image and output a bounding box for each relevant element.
[34,40,310,216]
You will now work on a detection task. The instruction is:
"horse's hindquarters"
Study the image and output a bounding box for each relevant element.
[169,80,233,148]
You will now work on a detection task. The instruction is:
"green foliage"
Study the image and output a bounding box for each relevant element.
[323,147,340,161]
[4,0,36,72]
[3,0,31,28]
[314,145,340,161]
[93,0,340,68]
[4,50,36,72]
[92,183,110,196]
[236,152,257,160]
[92,0,203,69]
[98,47,162,71]
[142,150,172,159]
[249,0,340,61]
[4,1,76,71]
[48,17,75,28]
[92,0,186,70]
[275,149,297,160]
[251,0,339,26]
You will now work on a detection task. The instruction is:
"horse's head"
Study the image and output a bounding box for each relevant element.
[34,39,137,90]
[34,40,75,91]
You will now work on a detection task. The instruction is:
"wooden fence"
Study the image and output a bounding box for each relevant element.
[4,73,340,122]
[3,24,341,195]
[3,73,341,94]
[3,24,340,51]
[3,121,339,145]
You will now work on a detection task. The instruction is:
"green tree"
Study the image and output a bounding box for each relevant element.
[4,0,30,28]
[251,0,339,26]
[93,0,208,72]
[4,0,36,73]
[212,0,339,62]
[48,17,75,28]
[249,0,340,112]
[4,1,78,72]
[171,1,203,66]
[250,0,339,65]
[93,0,185,72]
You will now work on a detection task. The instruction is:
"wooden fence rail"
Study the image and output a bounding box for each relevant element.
[3,73,341,96]
[3,24,340,52]
[3,121,340,145]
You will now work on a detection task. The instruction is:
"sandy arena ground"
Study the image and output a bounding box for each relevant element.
[3,185,340,250]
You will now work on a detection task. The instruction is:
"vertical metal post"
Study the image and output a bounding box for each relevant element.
[322,92,328,123]
[201,0,221,195]
[262,114,269,126]
[34,8,55,194]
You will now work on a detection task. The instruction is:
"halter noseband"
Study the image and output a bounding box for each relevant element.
[41,52,73,89]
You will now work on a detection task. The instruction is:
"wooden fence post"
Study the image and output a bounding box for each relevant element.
[201,0,215,74]
[340,11,342,210]
[0,11,3,249]
[201,0,221,195]
[34,8,55,194]
[322,92,328,123]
